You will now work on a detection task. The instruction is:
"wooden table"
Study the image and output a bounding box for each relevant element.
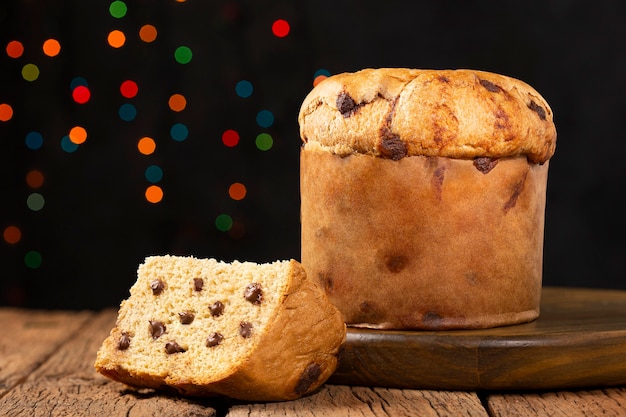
[1,287,625,416]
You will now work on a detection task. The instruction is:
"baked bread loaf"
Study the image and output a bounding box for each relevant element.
[94,256,346,401]
[299,68,557,330]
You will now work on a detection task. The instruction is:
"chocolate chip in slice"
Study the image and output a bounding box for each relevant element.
[243,283,263,305]
[193,278,204,292]
[165,341,186,354]
[209,301,225,317]
[294,363,323,395]
[239,321,253,338]
[118,332,131,350]
[178,311,195,325]
[206,332,224,347]
[149,320,166,339]
[150,279,165,295]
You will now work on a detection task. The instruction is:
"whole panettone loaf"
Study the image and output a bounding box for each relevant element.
[95,256,346,401]
[299,68,557,330]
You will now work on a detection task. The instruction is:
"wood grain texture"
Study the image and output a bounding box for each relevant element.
[0,308,92,397]
[0,309,216,417]
[331,287,626,390]
[226,385,488,417]
[486,387,626,417]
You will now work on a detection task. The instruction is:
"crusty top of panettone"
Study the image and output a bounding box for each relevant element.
[298,68,556,163]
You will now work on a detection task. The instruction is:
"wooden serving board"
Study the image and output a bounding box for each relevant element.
[329,286,626,391]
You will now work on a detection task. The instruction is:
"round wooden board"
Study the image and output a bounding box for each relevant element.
[329,287,626,390]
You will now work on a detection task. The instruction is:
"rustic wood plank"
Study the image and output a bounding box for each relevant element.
[0,308,94,397]
[485,387,626,417]
[226,385,489,417]
[331,287,626,390]
[0,309,218,417]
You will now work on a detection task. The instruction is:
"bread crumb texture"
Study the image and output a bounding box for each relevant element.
[298,68,556,163]
[95,256,346,401]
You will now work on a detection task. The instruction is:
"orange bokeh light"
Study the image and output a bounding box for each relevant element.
[139,24,158,43]
[168,94,187,112]
[26,170,45,188]
[3,225,22,244]
[107,30,126,48]
[137,137,156,155]
[145,185,163,203]
[228,183,247,201]
[42,39,61,57]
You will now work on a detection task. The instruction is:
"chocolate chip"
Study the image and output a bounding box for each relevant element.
[178,311,195,325]
[209,301,225,317]
[422,311,443,328]
[385,254,409,273]
[165,341,186,354]
[243,283,263,305]
[118,332,131,350]
[528,100,547,120]
[378,133,407,160]
[149,320,166,339]
[150,279,165,295]
[206,332,224,347]
[473,157,499,174]
[294,363,322,395]
[479,79,501,93]
[193,278,204,291]
[239,321,253,338]
[336,91,357,116]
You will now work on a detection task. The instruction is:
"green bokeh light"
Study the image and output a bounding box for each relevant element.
[174,46,193,64]
[109,1,127,18]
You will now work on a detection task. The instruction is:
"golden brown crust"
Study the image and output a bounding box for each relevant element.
[300,148,547,329]
[298,68,556,164]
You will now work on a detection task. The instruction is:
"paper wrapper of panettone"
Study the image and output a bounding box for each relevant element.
[298,68,557,330]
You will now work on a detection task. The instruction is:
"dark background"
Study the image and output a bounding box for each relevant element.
[1,0,625,310]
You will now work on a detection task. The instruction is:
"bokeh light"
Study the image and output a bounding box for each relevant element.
[107,30,126,48]
[144,165,163,183]
[145,185,163,203]
[228,182,247,201]
[174,46,192,64]
[25,131,44,150]
[272,19,290,37]
[170,123,188,141]
[0,103,14,122]
[222,129,239,147]
[69,126,87,144]
[61,135,79,153]
[168,94,186,112]
[6,40,24,58]
[120,80,138,98]
[72,85,91,104]
[42,39,61,57]
[215,214,233,232]
[256,109,274,128]
[26,170,45,189]
[255,133,273,151]
[137,137,156,155]
[118,103,137,121]
[139,24,158,43]
[3,225,22,244]
[70,76,88,90]
[109,1,128,18]
[24,250,43,269]
[27,193,45,211]
[235,80,253,98]
[313,68,331,86]
[22,64,40,81]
